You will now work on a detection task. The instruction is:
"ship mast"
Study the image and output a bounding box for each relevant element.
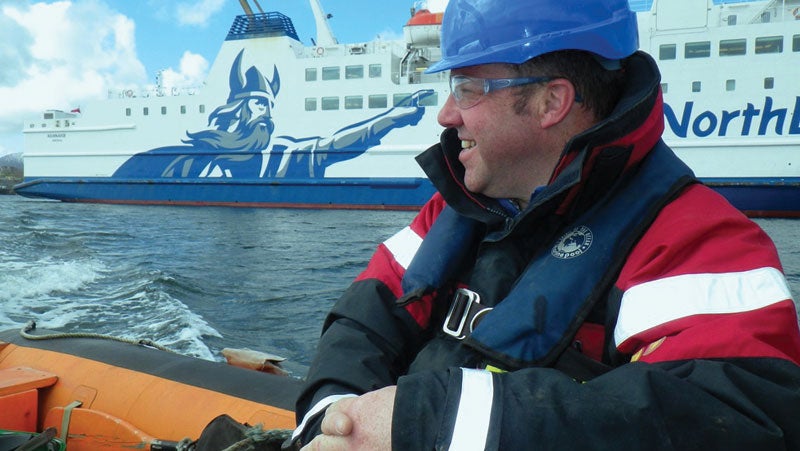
[309,0,338,46]
[237,0,265,15]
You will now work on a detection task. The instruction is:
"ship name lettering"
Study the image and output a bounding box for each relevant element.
[47,133,66,138]
[664,96,800,138]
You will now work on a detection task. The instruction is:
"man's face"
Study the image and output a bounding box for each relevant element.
[437,64,563,203]
[248,97,272,122]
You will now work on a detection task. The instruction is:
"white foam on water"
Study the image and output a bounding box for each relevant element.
[0,258,104,301]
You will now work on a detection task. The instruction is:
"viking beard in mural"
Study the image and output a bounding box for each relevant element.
[186,100,276,152]
[165,98,277,178]
[112,49,432,180]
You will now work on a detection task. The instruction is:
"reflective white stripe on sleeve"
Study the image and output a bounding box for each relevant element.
[383,226,423,270]
[449,368,494,451]
[291,393,357,441]
[614,266,792,346]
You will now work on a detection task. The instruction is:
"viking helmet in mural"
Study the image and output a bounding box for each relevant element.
[227,50,280,104]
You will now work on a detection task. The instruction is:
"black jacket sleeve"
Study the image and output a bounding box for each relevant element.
[292,279,423,445]
[393,357,800,450]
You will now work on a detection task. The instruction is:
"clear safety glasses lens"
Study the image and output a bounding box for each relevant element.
[449,75,556,109]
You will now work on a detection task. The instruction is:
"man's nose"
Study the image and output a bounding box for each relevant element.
[437,95,463,128]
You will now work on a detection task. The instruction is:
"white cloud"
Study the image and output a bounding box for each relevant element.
[0,0,147,151]
[0,2,34,87]
[175,0,226,26]
[155,51,209,89]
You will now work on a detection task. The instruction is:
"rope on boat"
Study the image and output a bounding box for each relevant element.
[19,320,175,353]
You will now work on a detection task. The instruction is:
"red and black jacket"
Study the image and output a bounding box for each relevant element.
[292,52,800,450]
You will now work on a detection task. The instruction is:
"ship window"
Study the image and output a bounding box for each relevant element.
[345,95,363,109]
[659,44,676,60]
[322,66,340,80]
[719,39,746,56]
[44,112,54,119]
[305,98,317,111]
[125,108,131,116]
[726,15,737,26]
[321,96,339,110]
[368,94,388,109]
[369,64,382,78]
[792,34,800,52]
[755,36,783,54]
[180,105,186,114]
[306,68,317,81]
[685,41,710,58]
[726,80,736,91]
[143,107,149,116]
[660,83,668,94]
[199,105,206,114]
[393,93,416,106]
[419,92,438,107]
[346,65,364,79]
[764,77,774,89]
[692,81,701,92]
[161,106,167,115]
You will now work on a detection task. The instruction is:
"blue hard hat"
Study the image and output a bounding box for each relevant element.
[426,0,639,73]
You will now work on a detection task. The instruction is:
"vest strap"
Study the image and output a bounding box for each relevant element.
[442,288,492,339]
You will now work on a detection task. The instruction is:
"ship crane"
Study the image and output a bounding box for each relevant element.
[309,0,338,46]
[238,0,265,16]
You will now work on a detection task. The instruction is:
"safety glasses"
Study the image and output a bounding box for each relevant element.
[449,75,555,109]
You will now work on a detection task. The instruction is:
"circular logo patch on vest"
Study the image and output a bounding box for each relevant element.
[551,226,594,259]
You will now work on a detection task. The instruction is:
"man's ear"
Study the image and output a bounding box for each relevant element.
[538,79,577,129]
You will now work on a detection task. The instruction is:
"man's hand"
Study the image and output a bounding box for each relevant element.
[301,386,396,450]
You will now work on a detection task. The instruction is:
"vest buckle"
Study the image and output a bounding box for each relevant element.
[443,288,492,340]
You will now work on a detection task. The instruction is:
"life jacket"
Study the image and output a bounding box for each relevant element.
[400,140,697,373]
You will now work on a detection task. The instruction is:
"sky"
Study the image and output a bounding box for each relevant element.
[0,0,449,155]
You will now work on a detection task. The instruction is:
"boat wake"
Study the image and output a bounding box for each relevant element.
[0,257,220,360]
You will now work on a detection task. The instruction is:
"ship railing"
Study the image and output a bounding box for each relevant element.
[226,12,300,41]
[108,86,203,100]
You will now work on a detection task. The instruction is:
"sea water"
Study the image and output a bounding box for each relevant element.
[1,195,798,376]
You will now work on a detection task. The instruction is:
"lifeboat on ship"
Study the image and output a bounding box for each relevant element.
[0,326,302,450]
[403,8,443,47]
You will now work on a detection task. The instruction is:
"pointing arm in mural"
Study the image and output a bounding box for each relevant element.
[112,50,434,180]
[265,90,432,178]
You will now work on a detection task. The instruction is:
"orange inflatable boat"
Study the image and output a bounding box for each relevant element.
[0,327,302,450]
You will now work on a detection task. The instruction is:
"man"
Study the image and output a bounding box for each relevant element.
[290,0,800,449]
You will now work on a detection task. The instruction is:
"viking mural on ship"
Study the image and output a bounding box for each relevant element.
[113,50,432,180]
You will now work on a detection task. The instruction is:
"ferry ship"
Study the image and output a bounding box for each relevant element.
[14,0,800,216]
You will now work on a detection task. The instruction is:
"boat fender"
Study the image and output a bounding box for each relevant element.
[221,347,288,376]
